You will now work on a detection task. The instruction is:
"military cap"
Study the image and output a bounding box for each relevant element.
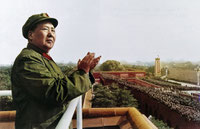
[22,13,58,39]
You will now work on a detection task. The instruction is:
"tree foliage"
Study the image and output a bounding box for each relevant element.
[0,96,14,111]
[92,83,138,108]
[145,66,154,76]
[58,63,76,76]
[99,60,125,71]
[0,66,12,90]
[162,61,197,70]
[92,85,117,107]
[150,116,173,129]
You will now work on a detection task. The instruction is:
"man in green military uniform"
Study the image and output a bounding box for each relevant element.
[11,13,101,129]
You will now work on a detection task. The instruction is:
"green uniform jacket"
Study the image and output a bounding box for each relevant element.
[11,43,94,129]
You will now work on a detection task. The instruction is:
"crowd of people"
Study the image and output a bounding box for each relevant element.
[101,74,200,122]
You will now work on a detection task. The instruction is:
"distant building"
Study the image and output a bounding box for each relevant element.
[93,71,146,83]
[155,57,161,76]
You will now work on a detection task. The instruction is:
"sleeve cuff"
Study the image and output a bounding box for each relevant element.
[89,72,95,84]
[77,69,95,84]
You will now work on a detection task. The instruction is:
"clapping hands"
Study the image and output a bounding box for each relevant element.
[77,52,101,73]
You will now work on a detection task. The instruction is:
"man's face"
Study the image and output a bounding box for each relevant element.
[28,21,56,53]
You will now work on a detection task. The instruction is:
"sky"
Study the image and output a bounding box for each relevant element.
[1,0,200,65]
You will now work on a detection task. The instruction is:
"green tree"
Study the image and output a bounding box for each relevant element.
[150,116,173,129]
[0,66,12,90]
[92,83,138,108]
[0,96,14,111]
[109,83,138,108]
[131,65,147,71]
[145,66,154,76]
[58,63,76,76]
[116,89,138,107]
[99,60,125,71]
[92,84,117,107]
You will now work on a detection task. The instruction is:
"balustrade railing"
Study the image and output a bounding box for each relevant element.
[0,90,12,96]
[0,90,83,129]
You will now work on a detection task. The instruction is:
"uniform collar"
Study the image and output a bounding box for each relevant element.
[27,43,52,60]
[42,53,52,60]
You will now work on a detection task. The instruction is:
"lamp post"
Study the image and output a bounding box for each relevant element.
[165,66,168,77]
[194,66,200,86]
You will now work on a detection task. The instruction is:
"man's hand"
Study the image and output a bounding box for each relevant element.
[90,56,101,70]
[77,52,101,73]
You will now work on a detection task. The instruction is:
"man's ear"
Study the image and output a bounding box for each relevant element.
[28,31,33,40]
